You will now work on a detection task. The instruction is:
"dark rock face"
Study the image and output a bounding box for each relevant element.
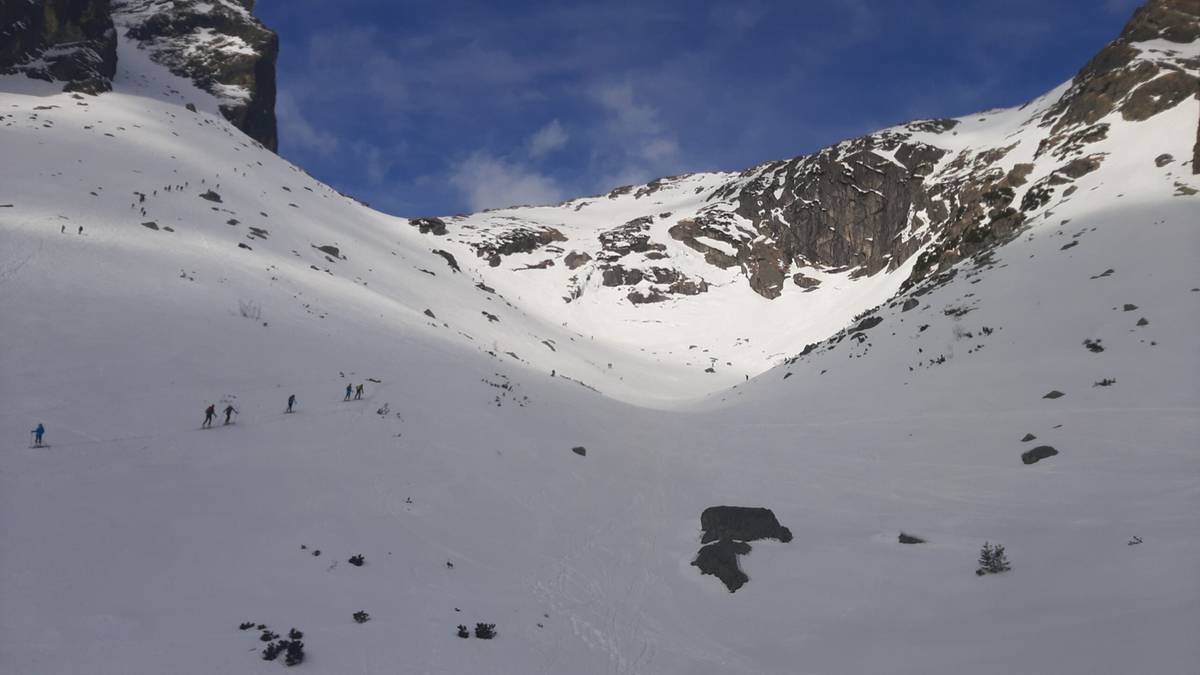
[564,251,591,269]
[469,225,565,266]
[113,0,279,151]
[1022,445,1059,465]
[692,506,791,592]
[699,506,793,545]
[433,249,460,273]
[571,446,586,457]
[692,539,752,592]
[410,217,447,236]
[0,0,118,94]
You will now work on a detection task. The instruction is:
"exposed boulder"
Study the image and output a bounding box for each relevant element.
[692,539,752,592]
[898,532,926,544]
[433,249,460,273]
[692,506,791,593]
[410,217,447,236]
[564,251,591,269]
[699,506,793,545]
[1022,445,1059,465]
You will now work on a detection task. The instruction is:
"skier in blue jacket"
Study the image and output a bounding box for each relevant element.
[31,423,45,447]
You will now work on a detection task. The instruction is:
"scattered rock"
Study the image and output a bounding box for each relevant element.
[898,532,926,544]
[1021,433,1037,442]
[1154,153,1174,167]
[1136,317,1148,326]
[199,189,222,203]
[423,309,436,319]
[1043,390,1065,399]
[1122,303,1138,311]
[901,298,920,312]
[1022,445,1059,465]
[571,446,586,457]
[140,221,158,230]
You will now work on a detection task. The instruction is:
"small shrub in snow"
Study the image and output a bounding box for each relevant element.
[457,624,470,638]
[262,641,282,661]
[348,554,365,567]
[284,640,305,666]
[288,628,304,640]
[474,622,497,639]
[353,611,370,624]
[976,542,1011,576]
[260,629,279,642]
[239,621,256,630]
[1082,338,1104,353]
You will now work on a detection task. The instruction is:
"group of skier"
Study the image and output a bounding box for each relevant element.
[27,384,365,448]
[202,403,238,428]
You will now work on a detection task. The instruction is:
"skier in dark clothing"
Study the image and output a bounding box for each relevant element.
[223,405,237,425]
[31,423,45,447]
[203,404,216,428]
[287,394,296,413]
[344,384,353,401]
[355,384,364,400]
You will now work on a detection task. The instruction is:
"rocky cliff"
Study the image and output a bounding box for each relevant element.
[436,0,1198,302]
[111,0,278,151]
[0,0,118,94]
[1,0,277,150]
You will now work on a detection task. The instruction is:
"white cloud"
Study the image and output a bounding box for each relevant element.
[528,119,569,158]
[276,91,339,155]
[592,81,661,136]
[449,152,564,211]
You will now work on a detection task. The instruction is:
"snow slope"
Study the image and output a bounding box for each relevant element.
[1,8,1199,675]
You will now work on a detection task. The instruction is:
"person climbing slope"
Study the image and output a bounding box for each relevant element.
[223,404,238,425]
[355,384,364,400]
[203,404,216,428]
[31,423,45,447]
[344,384,353,401]
[287,394,296,413]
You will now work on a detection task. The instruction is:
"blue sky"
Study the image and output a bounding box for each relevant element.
[256,0,1142,216]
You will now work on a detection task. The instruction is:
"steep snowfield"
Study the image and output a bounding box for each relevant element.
[1,16,1199,675]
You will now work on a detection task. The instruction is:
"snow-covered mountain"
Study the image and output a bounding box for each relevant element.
[1,2,1198,674]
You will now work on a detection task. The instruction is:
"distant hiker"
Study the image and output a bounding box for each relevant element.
[355,384,364,400]
[31,423,45,447]
[224,404,237,425]
[344,384,353,401]
[203,404,216,428]
[60,225,64,234]
[287,394,296,413]
[77,226,83,235]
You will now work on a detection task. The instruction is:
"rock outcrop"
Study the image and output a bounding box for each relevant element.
[0,0,118,94]
[1,0,278,149]
[692,506,792,592]
[112,0,279,151]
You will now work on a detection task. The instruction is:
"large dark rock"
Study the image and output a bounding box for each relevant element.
[692,506,792,593]
[699,506,793,544]
[1022,445,1059,465]
[113,0,279,150]
[692,539,752,592]
[0,0,118,94]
